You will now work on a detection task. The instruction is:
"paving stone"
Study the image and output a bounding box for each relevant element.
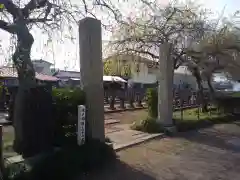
[105,124,163,151]
[227,137,240,148]
[104,119,120,125]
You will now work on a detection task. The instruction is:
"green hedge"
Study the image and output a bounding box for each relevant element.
[52,88,85,146]
[146,88,158,118]
[52,88,85,121]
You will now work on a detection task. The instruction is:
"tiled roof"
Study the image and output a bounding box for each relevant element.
[32,59,53,65]
[55,70,80,78]
[0,66,59,82]
[36,73,59,81]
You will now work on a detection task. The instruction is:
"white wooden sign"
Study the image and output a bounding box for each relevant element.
[77,105,86,145]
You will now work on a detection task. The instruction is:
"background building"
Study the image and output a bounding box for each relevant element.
[104,54,198,89]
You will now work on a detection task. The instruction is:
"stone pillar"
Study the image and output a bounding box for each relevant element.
[157,43,174,127]
[79,17,105,142]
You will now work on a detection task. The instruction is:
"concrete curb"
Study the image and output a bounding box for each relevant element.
[173,105,199,111]
[104,106,147,114]
[0,121,12,126]
[104,105,200,114]
[105,119,121,125]
[113,133,165,152]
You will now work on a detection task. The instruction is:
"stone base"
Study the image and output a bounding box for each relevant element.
[163,125,177,134]
[106,142,113,148]
[127,104,135,109]
[136,104,143,108]
[156,119,177,135]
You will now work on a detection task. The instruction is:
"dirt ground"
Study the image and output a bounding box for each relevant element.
[80,122,240,180]
[104,109,147,124]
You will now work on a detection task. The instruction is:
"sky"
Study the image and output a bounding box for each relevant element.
[0,0,240,71]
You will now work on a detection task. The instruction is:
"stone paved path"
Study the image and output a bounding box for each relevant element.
[104,110,162,150]
[80,122,240,180]
[105,124,162,150]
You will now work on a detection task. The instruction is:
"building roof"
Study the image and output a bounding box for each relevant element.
[54,70,80,78]
[32,59,53,65]
[103,76,127,82]
[0,66,59,82]
[69,76,127,83]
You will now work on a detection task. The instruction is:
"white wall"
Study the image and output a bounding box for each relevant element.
[129,62,198,89]
[130,62,157,84]
[174,73,197,89]
[105,54,198,88]
[131,73,157,84]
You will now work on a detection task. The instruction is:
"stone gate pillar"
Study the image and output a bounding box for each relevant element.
[157,43,174,128]
[79,17,105,142]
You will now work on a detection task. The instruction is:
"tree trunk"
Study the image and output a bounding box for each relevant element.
[12,20,54,157]
[12,20,36,155]
[207,76,215,94]
[192,68,208,112]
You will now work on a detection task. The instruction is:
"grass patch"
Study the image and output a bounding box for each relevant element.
[174,108,232,132]
[222,91,240,98]
[173,108,225,121]
[131,108,235,133]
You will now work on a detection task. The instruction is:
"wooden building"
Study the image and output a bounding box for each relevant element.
[0,66,59,111]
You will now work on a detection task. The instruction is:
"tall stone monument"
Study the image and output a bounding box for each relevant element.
[79,17,105,142]
[157,43,175,128]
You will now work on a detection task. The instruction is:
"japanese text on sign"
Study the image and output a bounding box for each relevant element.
[78,105,86,145]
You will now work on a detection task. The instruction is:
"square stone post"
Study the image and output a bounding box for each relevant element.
[79,17,105,142]
[157,43,174,127]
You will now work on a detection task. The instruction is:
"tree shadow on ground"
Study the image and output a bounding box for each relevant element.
[176,123,240,153]
[78,158,156,180]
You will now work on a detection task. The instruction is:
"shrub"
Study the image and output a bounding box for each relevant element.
[5,139,116,180]
[52,88,85,146]
[131,117,163,133]
[52,88,85,121]
[213,93,240,113]
[146,88,158,118]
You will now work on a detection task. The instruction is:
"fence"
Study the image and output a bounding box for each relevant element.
[103,88,210,110]
[1,85,210,123]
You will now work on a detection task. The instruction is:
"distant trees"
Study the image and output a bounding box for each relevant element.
[109,0,240,111]
[103,58,132,77]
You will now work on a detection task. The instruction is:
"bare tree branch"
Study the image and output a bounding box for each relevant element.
[26,18,52,23]
[2,0,20,19]
[0,19,15,33]
[22,0,49,18]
